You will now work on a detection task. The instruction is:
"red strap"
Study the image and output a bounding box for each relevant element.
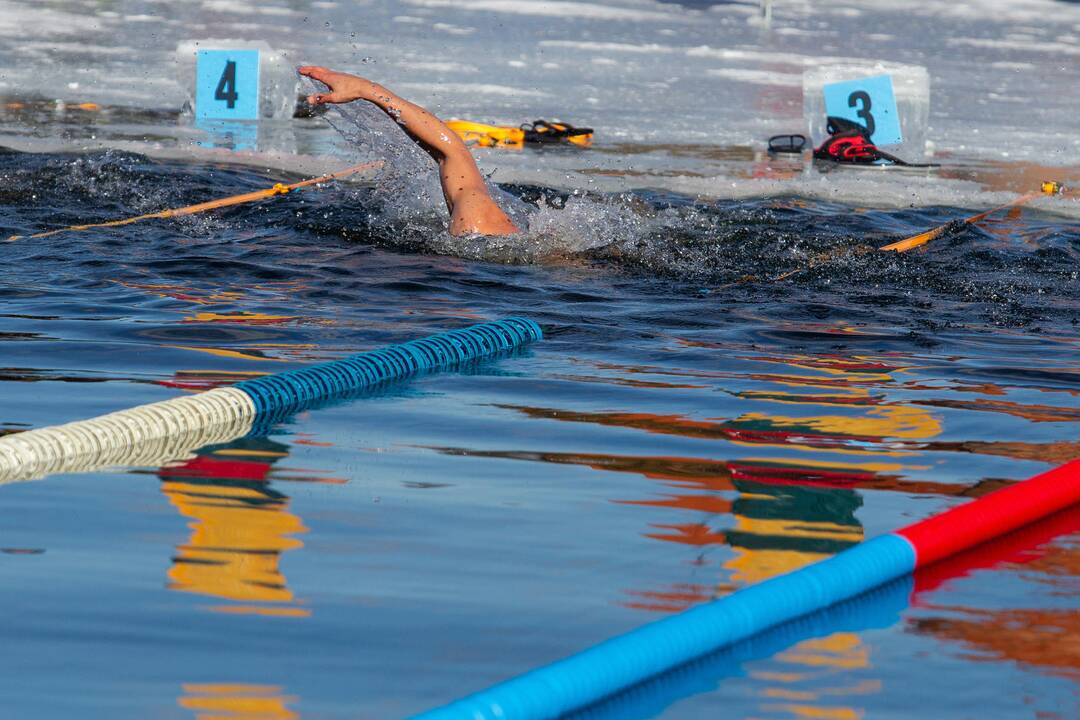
[827,136,877,161]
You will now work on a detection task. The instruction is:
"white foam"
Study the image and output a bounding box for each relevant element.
[396,60,479,73]
[706,68,801,87]
[200,0,256,13]
[402,0,696,22]
[538,40,677,54]
[397,82,550,98]
[431,22,476,35]
[946,37,1080,55]
[686,45,850,67]
[990,61,1036,70]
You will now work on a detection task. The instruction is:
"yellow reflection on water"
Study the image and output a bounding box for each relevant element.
[721,479,865,588]
[747,632,879,720]
[165,345,305,363]
[161,439,309,616]
[185,311,303,325]
[737,404,940,442]
[179,683,298,719]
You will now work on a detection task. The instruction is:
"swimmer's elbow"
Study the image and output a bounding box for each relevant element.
[449,193,520,236]
[449,213,520,237]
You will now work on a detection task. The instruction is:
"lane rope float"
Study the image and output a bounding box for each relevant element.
[5,160,383,243]
[410,458,1080,720]
[0,318,542,484]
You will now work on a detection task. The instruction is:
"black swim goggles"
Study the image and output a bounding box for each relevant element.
[767,134,808,154]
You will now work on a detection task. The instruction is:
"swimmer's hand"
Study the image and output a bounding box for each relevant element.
[298,66,378,105]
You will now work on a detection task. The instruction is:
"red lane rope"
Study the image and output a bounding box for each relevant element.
[896,458,1080,567]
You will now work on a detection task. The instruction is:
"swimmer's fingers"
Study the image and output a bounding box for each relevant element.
[298,65,333,83]
[307,92,344,106]
[299,66,337,105]
[299,66,371,105]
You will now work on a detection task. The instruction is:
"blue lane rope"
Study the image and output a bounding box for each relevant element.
[410,534,916,720]
[0,318,542,484]
[234,317,542,418]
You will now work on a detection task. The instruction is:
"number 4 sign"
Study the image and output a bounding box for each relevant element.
[196,49,260,120]
[822,74,902,146]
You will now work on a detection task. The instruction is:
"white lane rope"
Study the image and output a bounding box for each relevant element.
[0,387,255,485]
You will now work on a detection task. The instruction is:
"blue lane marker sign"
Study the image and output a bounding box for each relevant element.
[196,49,260,121]
[823,74,901,146]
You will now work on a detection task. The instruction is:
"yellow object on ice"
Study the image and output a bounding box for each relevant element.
[447,120,527,148]
[447,119,593,149]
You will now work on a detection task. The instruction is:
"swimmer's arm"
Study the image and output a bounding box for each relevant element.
[298,66,518,236]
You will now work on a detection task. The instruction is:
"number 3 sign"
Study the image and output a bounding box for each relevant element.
[822,74,902,146]
[196,49,260,120]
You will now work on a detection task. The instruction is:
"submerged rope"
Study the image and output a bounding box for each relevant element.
[879,181,1069,253]
[878,190,1043,253]
[0,318,542,484]
[5,160,382,242]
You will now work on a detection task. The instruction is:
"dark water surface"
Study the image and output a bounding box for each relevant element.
[0,149,1077,718]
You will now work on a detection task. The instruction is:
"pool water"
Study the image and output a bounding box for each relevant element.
[0,0,1078,717]
[0,148,1076,719]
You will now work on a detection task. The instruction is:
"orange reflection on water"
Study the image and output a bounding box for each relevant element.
[511,349,948,460]
[552,373,710,390]
[498,405,929,457]
[583,354,1080,409]
[911,520,1080,683]
[166,345,311,363]
[919,439,1080,466]
[622,583,715,613]
[913,607,1080,682]
[179,683,298,719]
[524,348,1080,469]
[161,439,311,617]
[496,405,920,455]
[118,279,337,362]
[114,280,246,305]
[157,370,269,391]
[914,397,1080,423]
[117,279,310,304]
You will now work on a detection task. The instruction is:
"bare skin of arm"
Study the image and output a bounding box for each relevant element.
[298,66,519,237]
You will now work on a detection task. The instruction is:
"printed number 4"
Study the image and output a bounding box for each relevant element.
[848,90,875,136]
[215,61,239,109]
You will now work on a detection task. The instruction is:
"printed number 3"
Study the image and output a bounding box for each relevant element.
[848,90,875,136]
[215,60,239,109]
